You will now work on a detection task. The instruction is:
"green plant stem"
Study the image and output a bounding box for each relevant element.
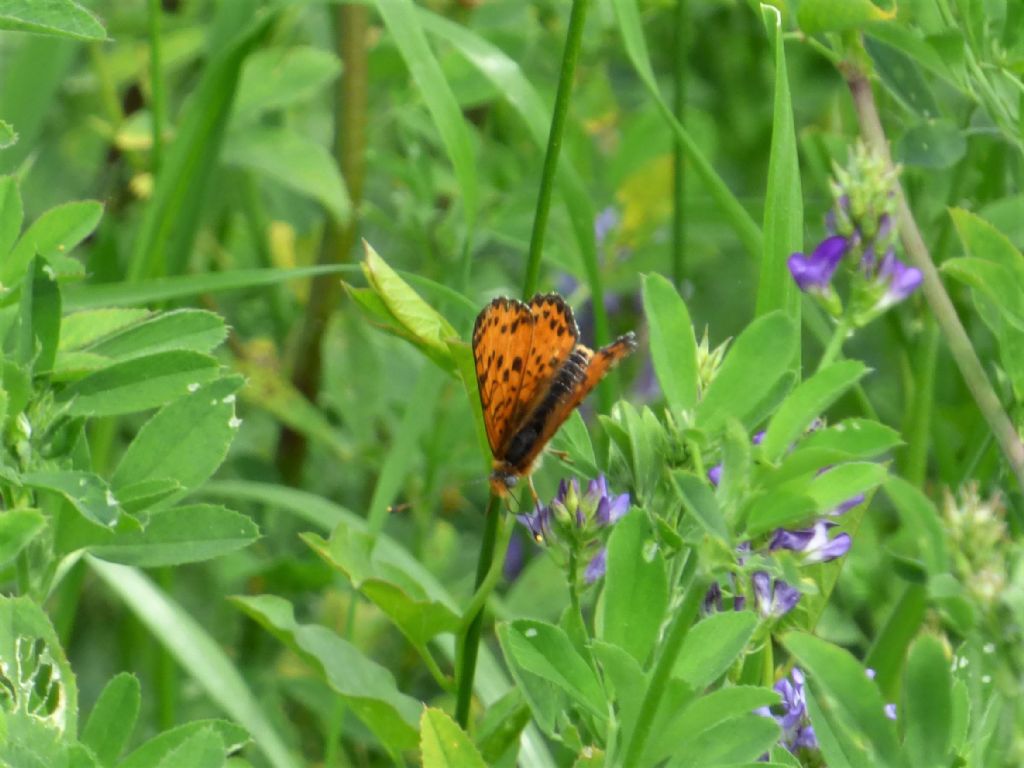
[846,64,1024,495]
[458,512,512,634]
[671,0,688,288]
[455,492,503,728]
[620,563,708,766]
[816,315,852,372]
[147,0,166,175]
[903,318,939,484]
[277,3,368,484]
[523,0,591,299]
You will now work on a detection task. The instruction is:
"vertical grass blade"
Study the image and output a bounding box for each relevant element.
[755,4,802,326]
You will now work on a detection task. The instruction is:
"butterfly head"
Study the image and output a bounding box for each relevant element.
[489,462,518,497]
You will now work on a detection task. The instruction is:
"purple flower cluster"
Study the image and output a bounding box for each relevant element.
[757,668,817,753]
[705,434,861,619]
[516,475,630,583]
[788,175,923,326]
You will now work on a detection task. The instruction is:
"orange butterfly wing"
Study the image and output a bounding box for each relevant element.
[472,297,534,457]
[516,293,579,419]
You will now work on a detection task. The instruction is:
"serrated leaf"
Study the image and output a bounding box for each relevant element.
[600,511,668,665]
[112,377,242,492]
[58,351,222,417]
[420,707,487,768]
[88,309,227,360]
[673,611,758,690]
[3,200,103,286]
[119,721,250,768]
[761,361,869,462]
[81,672,140,765]
[58,308,151,351]
[85,504,258,567]
[0,0,107,41]
[232,594,421,752]
[22,470,120,527]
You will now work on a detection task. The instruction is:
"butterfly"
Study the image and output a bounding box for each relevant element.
[472,292,637,497]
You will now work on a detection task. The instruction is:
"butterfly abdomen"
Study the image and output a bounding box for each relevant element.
[504,348,591,467]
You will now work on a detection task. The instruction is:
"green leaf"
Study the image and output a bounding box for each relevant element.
[371,0,477,229]
[783,632,903,768]
[673,611,758,690]
[502,619,607,722]
[474,689,531,767]
[897,120,966,169]
[307,528,460,647]
[420,707,487,768]
[0,174,23,258]
[599,511,668,665]
[85,504,259,567]
[112,376,242,492]
[805,462,887,511]
[120,721,250,768]
[761,361,869,462]
[232,45,341,124]
[791,419,902,462]
[18,256,61,374]
[951,207,1024,278]
[865,36,941,119]
[223,125,350,224]
[87,309,227,360]
[672,471,731,545]
[641,273,697,413]
[696,312,798,435]
[0,508,45,567]
[58,350,222,417]
[0,120,15,149]
[673,713,782,768]
[0,0,107,40]
[883,476,949,575]
[81,672,140,765]
[129,12,271,279]
[58,308,151,351]
[941,257,1024,331]
[22,470,120,527]
[154,728,226,768]
[361,242,459,365]
[590,641,646,745]
[648,686,780,766]
[0,595,78,736]
[864,586,926,699]
[89,560,298,768]
[232,593,421,752]
[3,200,103,287]
[757,4,802,320]
[798,0,895,34]
[744,490,818,538]
[904,635,953,768]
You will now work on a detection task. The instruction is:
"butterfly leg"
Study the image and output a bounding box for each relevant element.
[550,449,574,464]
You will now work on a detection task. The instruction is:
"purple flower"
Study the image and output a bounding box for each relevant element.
[594,206,620,248]
[752,571,801,618]
[587,475,630,525]
[707,464,723,487]
[584,548,607,583]
[829,494,865,516]
[757,667,818,753]
[503,534,526,581]
[770,521,852,564]
[517,503,552,544]
[787,236,849,293]
[875,250,922,309]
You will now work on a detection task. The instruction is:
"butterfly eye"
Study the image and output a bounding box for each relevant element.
[505,475,518,488]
